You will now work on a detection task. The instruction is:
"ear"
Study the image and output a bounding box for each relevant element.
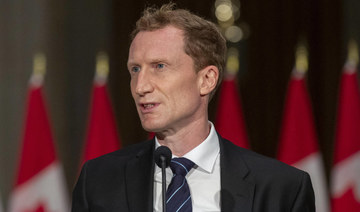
[198,65,219,96]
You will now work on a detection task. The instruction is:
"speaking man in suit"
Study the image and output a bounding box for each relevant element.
[72,3,315,212]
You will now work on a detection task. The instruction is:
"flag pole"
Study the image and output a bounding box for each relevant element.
[294,41,308,78]
[30,52,46,86]
[95,51,109,85]
[225,47,239,78]
[346,39,359,68]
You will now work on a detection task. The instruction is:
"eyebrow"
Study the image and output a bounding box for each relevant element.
[150,56,171,63]
[127,60,139,68]
[129,56,170,66]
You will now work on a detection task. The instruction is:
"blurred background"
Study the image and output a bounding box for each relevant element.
[0,0,359,210]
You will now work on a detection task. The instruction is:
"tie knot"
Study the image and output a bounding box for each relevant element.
[170,157,194,177]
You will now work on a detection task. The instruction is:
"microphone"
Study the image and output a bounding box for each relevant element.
[154,146,172,212]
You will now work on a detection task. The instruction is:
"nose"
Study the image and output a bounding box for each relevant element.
[133,69,154,96]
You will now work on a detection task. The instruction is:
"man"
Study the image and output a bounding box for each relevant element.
[72,3,315,212]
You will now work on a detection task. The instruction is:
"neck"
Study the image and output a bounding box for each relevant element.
[156,118,210,156]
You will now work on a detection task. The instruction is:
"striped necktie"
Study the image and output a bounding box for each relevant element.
[166,157,195,212]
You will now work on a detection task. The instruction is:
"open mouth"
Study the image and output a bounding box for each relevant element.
[143,103,155,109]
[139,103,159,112]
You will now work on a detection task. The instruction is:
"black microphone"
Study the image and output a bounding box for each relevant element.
[154,146,172,212]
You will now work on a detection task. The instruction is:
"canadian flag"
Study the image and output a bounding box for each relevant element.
[277,69,329,212]
[82,73,121,163]
[215,76,249,148]
[148,132,155,140]
[8,74,69,212]
[330,64,360,211]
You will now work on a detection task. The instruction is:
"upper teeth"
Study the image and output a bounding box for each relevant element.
[144,104,154,108]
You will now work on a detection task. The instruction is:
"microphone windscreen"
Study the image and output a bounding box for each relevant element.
[154,146,172,168]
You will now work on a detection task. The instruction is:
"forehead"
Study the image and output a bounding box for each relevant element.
[128,26,186,62]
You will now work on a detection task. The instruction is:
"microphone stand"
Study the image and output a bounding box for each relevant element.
[160,155,167,212]
[154,145,171,212]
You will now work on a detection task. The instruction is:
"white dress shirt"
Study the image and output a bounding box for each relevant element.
[153,122,221,212]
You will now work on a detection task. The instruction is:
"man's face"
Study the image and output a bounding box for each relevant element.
[127,26,204,133]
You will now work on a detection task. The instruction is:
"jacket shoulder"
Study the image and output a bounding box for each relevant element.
[83,139,154,171]
[221,138,315,211]
[221,137,308,181]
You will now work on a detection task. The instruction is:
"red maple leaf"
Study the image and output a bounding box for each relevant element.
[25,204,46,212]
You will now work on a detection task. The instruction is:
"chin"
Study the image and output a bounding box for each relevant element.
[141,121,162,133]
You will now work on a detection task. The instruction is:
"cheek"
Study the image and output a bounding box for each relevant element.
[180,80,200,98]
[130,80,136,95]
[172,84,200,107]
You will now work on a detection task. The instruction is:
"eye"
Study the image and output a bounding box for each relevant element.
[131,66,141,73]
[156,63,165,69]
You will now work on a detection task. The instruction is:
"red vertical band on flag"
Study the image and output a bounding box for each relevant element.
[333,71,360,163]
[82,83,121,163]
[331,67,360,211]
[215,78,249,148]
[148,132,155,139]
[277,77,317,164]
[277,72,329,212]
[16,86,56,186]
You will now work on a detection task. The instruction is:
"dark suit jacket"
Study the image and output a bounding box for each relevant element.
[72,135,315,211]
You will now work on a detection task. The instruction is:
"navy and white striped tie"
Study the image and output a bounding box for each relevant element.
[166,157,195,212]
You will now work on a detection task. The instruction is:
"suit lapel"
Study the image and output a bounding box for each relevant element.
[219,136,255,212]
[125,140,155,212]
[123,136,255,211]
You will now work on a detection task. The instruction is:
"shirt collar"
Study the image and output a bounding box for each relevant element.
[155,122,219,173]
